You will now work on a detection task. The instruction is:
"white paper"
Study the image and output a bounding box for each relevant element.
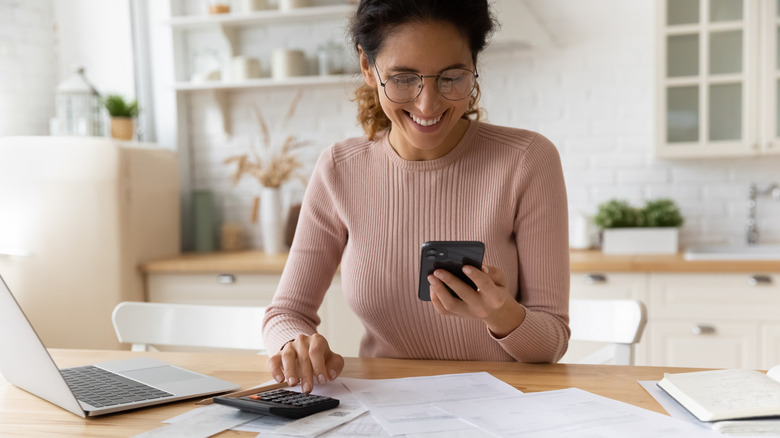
[340,372,521,436]
[136,404,260,438]
[435,387,722,438]
[317,411,493,438]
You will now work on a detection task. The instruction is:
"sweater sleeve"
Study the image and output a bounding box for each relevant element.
[492,133,571,362]
[262,147,348,355]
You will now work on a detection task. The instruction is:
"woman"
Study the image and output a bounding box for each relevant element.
[262,0,570,393]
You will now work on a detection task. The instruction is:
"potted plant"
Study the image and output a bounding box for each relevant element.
[593,198,684,255]
[103,94,138,140]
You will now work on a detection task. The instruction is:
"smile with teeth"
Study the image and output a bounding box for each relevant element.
[409,113,442,127]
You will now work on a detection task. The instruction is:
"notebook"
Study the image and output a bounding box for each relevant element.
[657,366,780,422]
[0,273,240,417]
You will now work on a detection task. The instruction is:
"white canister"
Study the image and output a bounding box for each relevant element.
[570,213,593,249]
[231,56,262,81]
[272,49,307,79]
[278,0,310,11]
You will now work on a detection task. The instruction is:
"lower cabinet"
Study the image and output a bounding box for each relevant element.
[648,321,758,369]
[649,273,780,370]
[569,271,780,369]
[146,272,364,357]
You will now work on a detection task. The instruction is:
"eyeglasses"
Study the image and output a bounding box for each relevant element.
[374,64,478,104]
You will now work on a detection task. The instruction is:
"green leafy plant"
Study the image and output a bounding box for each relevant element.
[593,200,640,228]
[103,94,138,118]
[639,199,684,227]
[593,198,684,229]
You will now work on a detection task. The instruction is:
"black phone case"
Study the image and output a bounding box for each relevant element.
[418,241,485,301]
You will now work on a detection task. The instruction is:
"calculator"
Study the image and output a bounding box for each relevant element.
[213,388,340,419]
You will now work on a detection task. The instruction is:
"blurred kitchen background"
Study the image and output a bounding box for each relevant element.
[1,0,779,368]
[2,0,778,248]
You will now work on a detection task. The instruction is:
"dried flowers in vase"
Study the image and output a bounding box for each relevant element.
[224,90,310,190]
[224,91,311,254]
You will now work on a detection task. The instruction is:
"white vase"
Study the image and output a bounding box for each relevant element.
[260,187,285,255]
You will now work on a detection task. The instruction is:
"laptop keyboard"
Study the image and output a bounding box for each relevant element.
[61,365,173,408]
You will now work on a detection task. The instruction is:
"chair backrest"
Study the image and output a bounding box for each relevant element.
[567,299,647,365]
[111,302,266,353]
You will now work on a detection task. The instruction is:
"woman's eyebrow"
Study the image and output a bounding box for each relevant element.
[387,62,470,74]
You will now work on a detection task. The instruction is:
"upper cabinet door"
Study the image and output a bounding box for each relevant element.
[762,0,780,154]
[656,0,762,158]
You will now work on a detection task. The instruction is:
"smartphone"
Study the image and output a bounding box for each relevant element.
[418,241,485,301]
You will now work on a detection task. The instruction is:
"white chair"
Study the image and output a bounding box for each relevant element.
[111,302,267,354]
[566,299,647,365]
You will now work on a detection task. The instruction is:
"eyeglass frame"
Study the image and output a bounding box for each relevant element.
[373,64,479,104]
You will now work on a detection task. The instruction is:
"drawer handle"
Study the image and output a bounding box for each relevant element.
[585,274,607,284]
[747,275,772,286]
[216,274,236,285]
[691,324,716,335]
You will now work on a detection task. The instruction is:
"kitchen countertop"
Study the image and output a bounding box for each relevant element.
[140,250,780,274]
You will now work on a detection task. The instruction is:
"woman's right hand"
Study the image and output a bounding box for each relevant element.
[268,333,344,393]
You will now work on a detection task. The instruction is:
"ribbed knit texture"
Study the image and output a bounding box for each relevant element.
[262,121,571,362]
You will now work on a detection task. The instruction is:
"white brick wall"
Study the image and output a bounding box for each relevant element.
[0,0,56,136]
[181,0,780,249]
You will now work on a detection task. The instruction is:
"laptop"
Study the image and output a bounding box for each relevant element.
[0,274,240,417]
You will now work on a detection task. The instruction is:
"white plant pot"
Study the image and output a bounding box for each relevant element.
[260,187,285,255]
[601,227,679,255]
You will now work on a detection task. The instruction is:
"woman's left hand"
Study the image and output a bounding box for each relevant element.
[428,263,526,337]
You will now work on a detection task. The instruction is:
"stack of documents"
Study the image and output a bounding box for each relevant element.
[158,372,722,438]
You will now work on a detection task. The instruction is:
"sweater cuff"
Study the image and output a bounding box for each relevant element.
[488,310,568,363]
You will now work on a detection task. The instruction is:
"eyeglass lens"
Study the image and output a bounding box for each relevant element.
[383,69,476,103]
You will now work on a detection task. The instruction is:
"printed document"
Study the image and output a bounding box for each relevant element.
[435,387,722,438]
[340,372,521,436]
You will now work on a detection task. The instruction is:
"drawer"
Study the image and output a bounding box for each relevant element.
[650,273,780,319]
[570,273,648,300]
[649,320,758,368]
[146,273,280,306]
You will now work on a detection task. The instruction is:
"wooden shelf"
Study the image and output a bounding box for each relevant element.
[173,74,359,91]
[164,4,354,30]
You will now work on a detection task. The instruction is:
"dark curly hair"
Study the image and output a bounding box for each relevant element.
[349,0,497,139]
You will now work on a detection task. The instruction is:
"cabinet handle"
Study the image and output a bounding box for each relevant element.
[585,274,607,284]
[216,274,236,285]
[691,324,716,335]
[747,275,772,286]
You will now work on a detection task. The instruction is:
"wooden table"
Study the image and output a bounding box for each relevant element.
[0,349,702,436]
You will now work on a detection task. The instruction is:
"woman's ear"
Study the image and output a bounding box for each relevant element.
[358,46,377,88]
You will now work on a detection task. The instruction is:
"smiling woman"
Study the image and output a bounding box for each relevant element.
[262,0,571,395]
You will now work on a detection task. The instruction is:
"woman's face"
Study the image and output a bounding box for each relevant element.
[360,20,475,161]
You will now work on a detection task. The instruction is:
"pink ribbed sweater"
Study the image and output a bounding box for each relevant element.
[262,121,570,362]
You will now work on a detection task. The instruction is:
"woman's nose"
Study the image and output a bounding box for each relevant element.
[414,78,440,115]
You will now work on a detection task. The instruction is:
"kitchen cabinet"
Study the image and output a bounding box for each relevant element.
[146,270,364,356]
[655,0,780,158]
[648,273,780,368]
[566,270,780,368]
[649,320,758,368]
